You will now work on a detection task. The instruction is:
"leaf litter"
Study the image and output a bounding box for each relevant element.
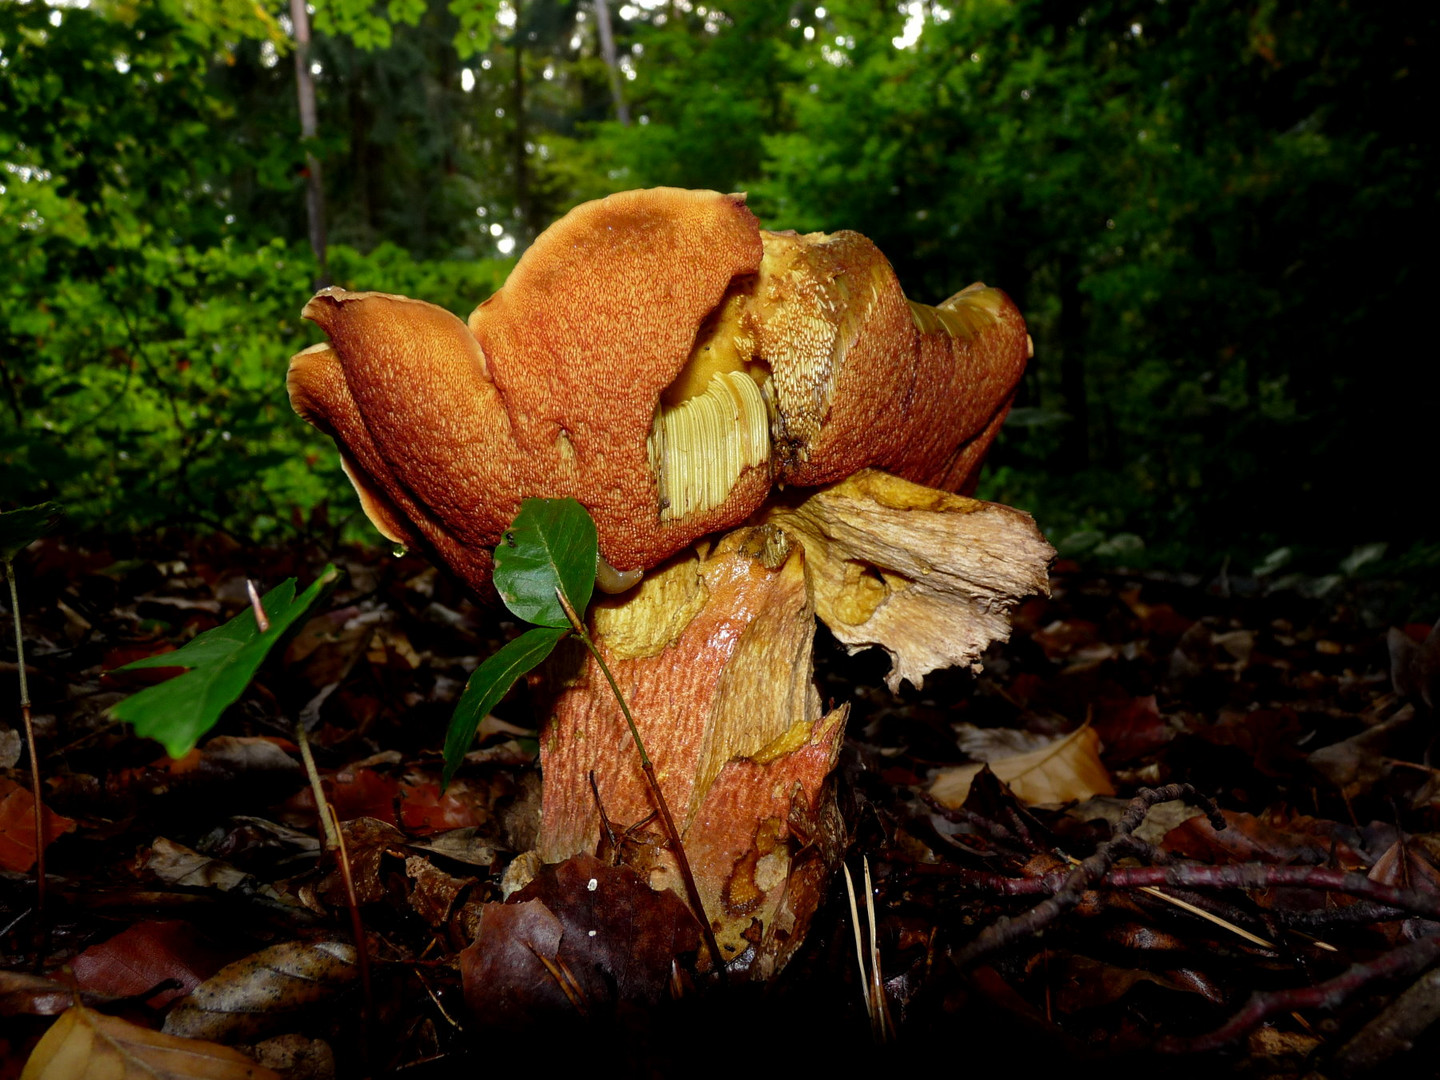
[2,532,1439,1075]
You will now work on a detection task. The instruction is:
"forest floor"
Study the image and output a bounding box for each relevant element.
[2,529,1438,1078]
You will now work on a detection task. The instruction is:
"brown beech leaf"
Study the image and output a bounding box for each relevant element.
[1090,694,1175,761]
[514,853,699,1005]
[460,854,699,1027]
[931,724,1115,807]
[146,838,259,893]
[1368,839,1440,892]
[162,941,356,1043]
[1163,809,1366,868]
[0,777,76,873]
[70,921,231,1010]
[1389,617,1440,709]
[246,1034,336,1080]
[22,1004,279,1080]
[404,854,476,933]
[459,898,570,1027]
[316,817,409,906]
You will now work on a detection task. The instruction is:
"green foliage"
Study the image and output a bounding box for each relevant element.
[448,0,497,59]
[738,0,1436,567]
[442,626,565,786]
[3,0,1434,574]
[493,498,598,628]
[0,1,513,541]
[0,232,511,542]
[577,0,790,193]
[442,498,599,784]
[313,0,429,52]
[110,566,339,757]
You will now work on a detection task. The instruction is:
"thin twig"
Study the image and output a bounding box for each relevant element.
[922,794,1036,854]
[6,563,46,930]
[953,785,1225,968]
[1159,932,1440,1054]
[245,579,270,632]
[554,586,726,974]
[1060,851,1278,950]
[296,721,339,851]
[328,805,375,1062]
[937,860,1440,925]
[1105,865,1440,921]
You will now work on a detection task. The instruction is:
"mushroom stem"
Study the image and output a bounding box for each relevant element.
[537,475,1052,976]
[551,585,725,972]
[539,526,846,975]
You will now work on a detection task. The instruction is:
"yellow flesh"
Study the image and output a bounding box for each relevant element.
[647,264,1008,526]
[648,369,773,523]
[649,281,775,524]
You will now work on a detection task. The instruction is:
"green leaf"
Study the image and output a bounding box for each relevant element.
[0,502,63,564]
[110,566,339,758]
[448,0,497,59]
[493,498,597,629]
[442,626,567,787]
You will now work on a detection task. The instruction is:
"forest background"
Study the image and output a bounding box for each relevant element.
[2,0,1434,595]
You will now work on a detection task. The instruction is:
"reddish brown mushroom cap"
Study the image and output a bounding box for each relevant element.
[286,187,1029,596]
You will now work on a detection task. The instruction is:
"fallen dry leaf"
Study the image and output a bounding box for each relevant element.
[146,838,257,892]
[0,727,20,769]
[1389,617,1440,709]
[459,898,570,1027]
[70,920,231,1009]
[460,854,699,1026]
[931,724,1115,807]
[0,777,76,873]
[1163,809,1368,868]
[245,1034,336,1080]
[162,941,356,1043]
[22,1003,279,1080]
[1043,952,1213,1015]
[0,972,80,1018]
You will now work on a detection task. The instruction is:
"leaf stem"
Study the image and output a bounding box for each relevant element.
[5,561,46,924]
[296,720,339,851]
[554,587,726,973]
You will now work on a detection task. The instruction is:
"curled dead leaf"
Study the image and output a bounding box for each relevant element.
[162,941,356,1043]
[23,1003,279,1080]
[931,724,1115,808]
[460,854,699,1027]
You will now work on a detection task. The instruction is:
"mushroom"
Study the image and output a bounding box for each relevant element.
[287,187,1052,975]
[286,188,1030,597]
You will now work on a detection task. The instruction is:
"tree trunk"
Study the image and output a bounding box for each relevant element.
[592,0,631,126]
[512,10,531,247]
[290,0,329,286]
